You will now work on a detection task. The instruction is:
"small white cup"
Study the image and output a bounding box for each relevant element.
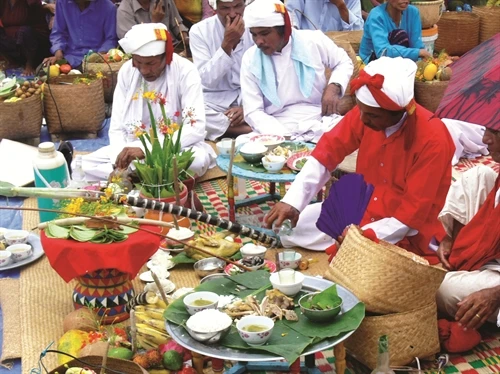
[4,230,29,246]
[0,251,12,267]
[282,250,296,261]
[7,243,33,262]
[278,269,296,284]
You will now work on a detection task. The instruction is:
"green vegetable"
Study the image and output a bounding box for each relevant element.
[108,347,133,360]
[294,157,308,170]
[301,285,342,310]
[163,350,183,370]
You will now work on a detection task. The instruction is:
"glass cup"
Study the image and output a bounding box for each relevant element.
[278,269,296,284]
[282,249,296,261]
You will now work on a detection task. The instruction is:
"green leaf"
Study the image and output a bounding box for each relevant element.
[171,252,196,264]
[45,223,70,239]
[69,227,98,242]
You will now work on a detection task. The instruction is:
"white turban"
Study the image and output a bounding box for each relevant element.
[119,23,169,57]
[355,56,417,109]
[244,0,285,28]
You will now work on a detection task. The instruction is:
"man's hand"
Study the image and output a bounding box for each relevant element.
[221,14,245,55]
[321,83,341,116]
[330,0,346,7]
[151,0,165,23]
[264,202,300,229]
[43,50,64,66]
[437,236,453,270]
[419,49,431,59]
[43,3,56,14]
[455,287,500,330]
[225,106,245,127]
[114,147,145,170]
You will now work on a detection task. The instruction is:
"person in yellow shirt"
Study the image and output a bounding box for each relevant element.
[174,0,214,29]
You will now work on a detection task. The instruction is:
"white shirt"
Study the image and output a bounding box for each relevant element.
[190,15,254,110]
[108,55,207,163]
[240,29,353,136]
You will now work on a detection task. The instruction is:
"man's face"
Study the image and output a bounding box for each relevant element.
[217,0,245,25]
[357,99,405,131]
[483,128,500,163]
[250,27,285,55]
[387,0,410,11]
[132,54,166,82]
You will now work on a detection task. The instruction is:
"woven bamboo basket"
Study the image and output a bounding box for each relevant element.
[325,226,446,314]
[414,80,449,113]
[345,302,440,369]
[48,355,148,374]
[411,0,444,29]
[84,61,125,103]
[0,94,42,140]
[325,30,364,54]
[43,75,105,135]
[472,6,500,43]
[435,12,480,55]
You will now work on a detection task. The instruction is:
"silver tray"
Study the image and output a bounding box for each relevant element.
[0,233,44,271]
[166,276,360,361]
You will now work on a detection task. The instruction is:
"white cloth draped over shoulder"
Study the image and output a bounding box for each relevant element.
[189,16,254,140]
[239,29,353,138]
[441,119,488,166]
[82,56,216,181]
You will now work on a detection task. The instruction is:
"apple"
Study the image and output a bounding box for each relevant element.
[60,64,72,74]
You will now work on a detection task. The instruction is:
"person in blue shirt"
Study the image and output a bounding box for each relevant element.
[43,0,118,67]
[359,0,430,63]
[286,0,363,32]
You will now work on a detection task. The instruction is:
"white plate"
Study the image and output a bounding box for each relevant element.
[0,232,44,271]
[139,270,170,282]
[145,280,176,294]
[146,260,175,270]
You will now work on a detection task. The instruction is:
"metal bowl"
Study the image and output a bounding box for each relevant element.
[298,292,342,323]
[200,273,229,284]
[185,323,232,344]
[193,257,226,278]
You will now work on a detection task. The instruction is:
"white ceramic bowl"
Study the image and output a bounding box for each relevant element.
[183,291,219,315]
[250,134,285,151]
[240,243,267,259]
[269,271,305,296]
[278,252,302,270]
[262,155,286,173]
[7,243,33,262]
[216,138,235,157]
[236,315,274,346]
[0,251,12,267]
[4,230,29,246]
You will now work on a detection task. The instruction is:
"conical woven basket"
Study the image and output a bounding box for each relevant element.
[43,76,105,135]
[48,355,148,374]
[345,302,440,369]
[325,30,364,54]
[414,80,449,113]
[325,226,446,314]
[84,61,125,103]
[435,12,480,55]
[472,6,500,43]
[0,94,42,140]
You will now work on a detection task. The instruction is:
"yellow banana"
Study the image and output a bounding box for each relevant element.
[136,323,170,345]
[136,332,159,350]
[143,318,167,332]
[155,299,168,309]
[134,305,165,320]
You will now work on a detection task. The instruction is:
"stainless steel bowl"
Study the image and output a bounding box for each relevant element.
[193,257,226,278]
[185,323,232,344]
[200,273,229,284]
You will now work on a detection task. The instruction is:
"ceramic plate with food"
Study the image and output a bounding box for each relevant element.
[286,151,312,172]
[224,259,277,276]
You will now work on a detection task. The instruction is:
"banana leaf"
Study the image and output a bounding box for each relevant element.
[164,272,364,364]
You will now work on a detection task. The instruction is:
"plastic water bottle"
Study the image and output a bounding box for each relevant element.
[371,335,396,374]
[272,219,293,236]
[69,155,86,189]
[33,142,70,222]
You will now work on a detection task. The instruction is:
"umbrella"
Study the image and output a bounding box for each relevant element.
[435,34,500,130]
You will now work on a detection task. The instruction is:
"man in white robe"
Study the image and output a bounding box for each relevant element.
[190,0,254,140]
[239,0,353,140]
[82,23,215,181]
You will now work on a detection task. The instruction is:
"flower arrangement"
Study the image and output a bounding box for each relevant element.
[132,91,195,199]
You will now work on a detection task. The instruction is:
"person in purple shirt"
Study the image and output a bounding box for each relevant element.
[43,0,118,67]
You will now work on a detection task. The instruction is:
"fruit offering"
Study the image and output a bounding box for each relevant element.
[1,80,42,102]
[415,50,458,83]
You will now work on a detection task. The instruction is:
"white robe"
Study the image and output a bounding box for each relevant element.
[239,29,353,137]
[436,166,500,326]
[82,56,216,181]
[190,15,254,141]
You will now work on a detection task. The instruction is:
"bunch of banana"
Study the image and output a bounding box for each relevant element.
[185,231,241,260]
[134,301,170,350]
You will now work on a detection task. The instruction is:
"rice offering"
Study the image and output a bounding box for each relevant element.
[240,142,267,154]
[186,309,232,333]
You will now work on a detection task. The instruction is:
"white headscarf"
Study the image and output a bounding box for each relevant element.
[119,23,168,57]
[244,0,285,28]
[355,56,417,109]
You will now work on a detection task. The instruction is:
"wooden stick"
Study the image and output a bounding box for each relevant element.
[174,18,188,57]
[226,139,236,222]
[100,341,110,374]
[171,156,181,230]
[130,309,137,354]
[151,271,169,307]
[37,216,174,230]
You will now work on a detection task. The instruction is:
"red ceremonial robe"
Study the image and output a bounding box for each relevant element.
[312,104,454,263]
[448,174,500,271]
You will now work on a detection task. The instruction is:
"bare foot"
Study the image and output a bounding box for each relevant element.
[22,64,35,76]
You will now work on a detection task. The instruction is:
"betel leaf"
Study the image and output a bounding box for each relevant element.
[45,223,70,239]
[302,285,342,310]
[119,223,138,234]
[69,227,98,242]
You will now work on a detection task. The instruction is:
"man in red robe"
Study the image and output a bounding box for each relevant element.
[436,124,500,330]
[0,0,51,75]
[265,56,455,264]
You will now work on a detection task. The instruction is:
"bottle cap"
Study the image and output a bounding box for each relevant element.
[38,142,56,153]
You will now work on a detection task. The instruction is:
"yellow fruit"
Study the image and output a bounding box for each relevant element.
[423,63,438,81]
[48,65,60,77]
[57,329,90,365]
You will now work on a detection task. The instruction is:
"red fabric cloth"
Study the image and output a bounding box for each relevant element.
[312,105,455,263]
[449,174,500,271]
[41,225,162,283]
[438,319,482,353]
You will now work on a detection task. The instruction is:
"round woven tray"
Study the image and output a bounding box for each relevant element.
[472,6,500,43]
[344,302,440,369]
[43,77,105,135]
[0,94,42,140]
[48,355,148,374]
[435,12,480,56]
[414,80,449,113]
[325,226,446,314]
